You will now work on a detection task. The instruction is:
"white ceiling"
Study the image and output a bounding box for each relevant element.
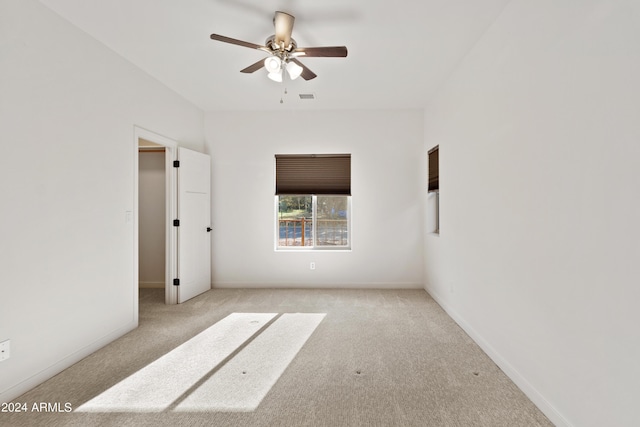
[39,0,511,112]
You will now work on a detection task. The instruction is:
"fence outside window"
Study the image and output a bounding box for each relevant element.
[278,218,348,247]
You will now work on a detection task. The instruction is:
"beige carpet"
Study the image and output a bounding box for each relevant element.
[1,288,553,426]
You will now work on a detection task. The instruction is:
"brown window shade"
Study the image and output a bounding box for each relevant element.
[428,146,439,192]
[275,154,351,195]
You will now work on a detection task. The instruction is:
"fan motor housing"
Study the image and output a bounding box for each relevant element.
[266,35,297,53]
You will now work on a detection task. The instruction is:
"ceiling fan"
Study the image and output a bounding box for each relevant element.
[210,11,348,82]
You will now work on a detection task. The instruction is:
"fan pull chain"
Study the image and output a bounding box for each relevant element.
[280,87,288,104]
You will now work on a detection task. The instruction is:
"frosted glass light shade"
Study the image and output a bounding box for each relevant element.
[264,57,282,73]
[286,61,303,80]
[268,71,283,82]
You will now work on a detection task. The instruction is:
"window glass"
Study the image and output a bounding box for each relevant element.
[316,196,349,247]
[278,195,312,247]
[277,195,350,249]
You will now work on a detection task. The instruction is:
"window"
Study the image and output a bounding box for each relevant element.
[275,154,351,249]
[428,146,439,234]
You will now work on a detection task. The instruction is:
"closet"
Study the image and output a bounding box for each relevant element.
[138,140,166,288]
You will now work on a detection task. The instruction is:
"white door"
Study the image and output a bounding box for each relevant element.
[176,147,211,303]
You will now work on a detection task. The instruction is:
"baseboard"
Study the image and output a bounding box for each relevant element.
[139,281,164,289]
[424,284,572,427]
[0,320,137,403]
[212,281,424,289]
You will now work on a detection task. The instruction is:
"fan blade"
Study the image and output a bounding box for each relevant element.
[291,58,317,80]
[274,11,295,48]
[210,34,265,50]
[240,59,265,74]
[293,46,348,58]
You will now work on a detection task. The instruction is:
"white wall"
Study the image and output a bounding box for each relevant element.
[138,151,166,288]
[0,0,204,401]
[423,1,640,426]
[205,110,424,288]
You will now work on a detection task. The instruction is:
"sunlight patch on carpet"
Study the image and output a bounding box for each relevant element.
[174,313,326,412]
[75,313,277,412]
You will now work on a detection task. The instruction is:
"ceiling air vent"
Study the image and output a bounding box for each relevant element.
[299,93,316,100]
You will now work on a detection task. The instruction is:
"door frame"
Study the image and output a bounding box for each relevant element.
[134,126,178,305]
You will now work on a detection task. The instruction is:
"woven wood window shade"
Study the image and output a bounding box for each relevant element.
[428,146,439,192]
[275,154,351,195]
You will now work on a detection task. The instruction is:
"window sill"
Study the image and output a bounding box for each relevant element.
[275,247,352,252]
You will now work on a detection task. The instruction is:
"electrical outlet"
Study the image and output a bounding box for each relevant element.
[0,340,10,362]
[310,262,316,270]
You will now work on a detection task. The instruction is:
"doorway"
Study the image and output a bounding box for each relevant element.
[133,126,212,307]
[138,140,166,290]
[134,127,178,305]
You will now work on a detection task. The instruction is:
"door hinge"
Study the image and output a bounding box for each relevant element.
[173,219,180,227]
[173,160,180,168]
[173,278,180,286]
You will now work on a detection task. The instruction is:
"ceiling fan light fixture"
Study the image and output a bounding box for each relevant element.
[264,56,282,73]
[210,11,346,83]
[286,61,303,80]
[268,71,283,82]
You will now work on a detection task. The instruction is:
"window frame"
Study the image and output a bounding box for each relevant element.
[428,146,440,234]
[275,194,351,251]
[274,153,352,251]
